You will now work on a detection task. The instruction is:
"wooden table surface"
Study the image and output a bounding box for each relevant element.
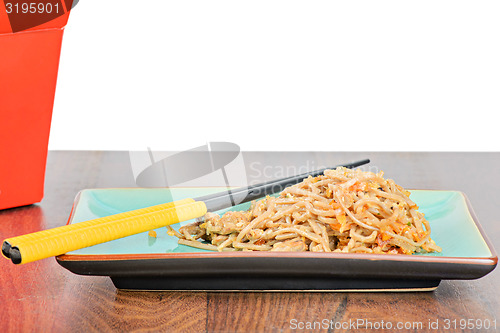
[1,151,499,332]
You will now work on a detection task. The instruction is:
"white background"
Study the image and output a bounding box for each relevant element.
[49,1,500,151]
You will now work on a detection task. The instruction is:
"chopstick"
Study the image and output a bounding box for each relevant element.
[2,159,369,264]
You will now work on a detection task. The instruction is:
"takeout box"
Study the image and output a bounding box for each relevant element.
[0,2,72,210]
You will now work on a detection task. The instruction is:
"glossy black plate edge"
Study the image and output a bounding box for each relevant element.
[110,275,441,292]
[56,256,496,282]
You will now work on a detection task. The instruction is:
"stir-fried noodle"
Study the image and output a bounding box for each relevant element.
[173,167,441,254]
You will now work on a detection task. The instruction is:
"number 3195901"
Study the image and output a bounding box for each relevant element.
[5,2,60,14]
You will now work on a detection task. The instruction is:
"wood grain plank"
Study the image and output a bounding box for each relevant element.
[52,283,208,332]
[207,292,346,332]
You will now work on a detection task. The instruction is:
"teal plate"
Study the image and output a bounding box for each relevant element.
[56,188,497,292]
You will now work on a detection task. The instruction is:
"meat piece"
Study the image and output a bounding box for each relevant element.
[271,238,307,252]
[205,211,248,235]
[178,221,205,239]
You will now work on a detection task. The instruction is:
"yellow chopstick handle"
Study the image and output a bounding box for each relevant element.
[2,198,194,256]
[4,198,195,252]
[3,199,207,264]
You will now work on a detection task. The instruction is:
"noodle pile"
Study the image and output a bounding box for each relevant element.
[173,167,441,255]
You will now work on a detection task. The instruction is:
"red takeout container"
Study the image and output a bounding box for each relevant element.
[0,2,72,209]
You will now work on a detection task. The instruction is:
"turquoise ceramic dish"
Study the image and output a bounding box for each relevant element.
[56,188,497,291]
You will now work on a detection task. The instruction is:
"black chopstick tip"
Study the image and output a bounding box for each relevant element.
[344,158,370,169]
[2,241,12,259]
[9,247,22,264]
